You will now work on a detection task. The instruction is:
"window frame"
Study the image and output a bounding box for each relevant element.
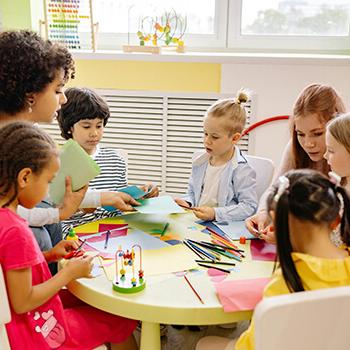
[93,0,228,50]
[227,0,350,54]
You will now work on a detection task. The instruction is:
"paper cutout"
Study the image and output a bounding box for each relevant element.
[101,245,198,279]
[49,139,100,204]
[136,195,185,214]
[215,277,271,312]
[199,220,256,240]
[251,240,277,261]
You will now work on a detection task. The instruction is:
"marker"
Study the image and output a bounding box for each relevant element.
[161,222,169,236]
[104,230,111,250]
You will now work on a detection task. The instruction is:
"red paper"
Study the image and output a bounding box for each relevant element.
[251,240,277,261]
[215,277,270,312]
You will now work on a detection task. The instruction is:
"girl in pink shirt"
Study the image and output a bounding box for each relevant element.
[0,122,137,350]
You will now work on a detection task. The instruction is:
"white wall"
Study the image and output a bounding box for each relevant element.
[221,58,350,169]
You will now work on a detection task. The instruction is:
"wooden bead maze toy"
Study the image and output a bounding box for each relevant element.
[112,244,146,294]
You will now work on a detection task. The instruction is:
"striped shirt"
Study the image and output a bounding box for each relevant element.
[62,146,127,233]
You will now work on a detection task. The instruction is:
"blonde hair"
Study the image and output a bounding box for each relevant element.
[291,83,346,171]
[206,90,249,134]
[327,113,350,154]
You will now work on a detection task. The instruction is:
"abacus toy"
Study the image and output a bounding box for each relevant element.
[112,244,146,294]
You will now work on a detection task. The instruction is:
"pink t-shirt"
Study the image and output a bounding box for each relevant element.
[0,208,136,350]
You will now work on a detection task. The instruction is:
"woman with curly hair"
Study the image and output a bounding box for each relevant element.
[0,30,138,265]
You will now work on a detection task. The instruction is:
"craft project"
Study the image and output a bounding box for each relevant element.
[49,139,100,204]
[113,244,146,294]
[136,195,185,215]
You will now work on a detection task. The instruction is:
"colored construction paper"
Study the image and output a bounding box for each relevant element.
[84,229,170,255]
[74,217,127,234]
[102,244,198,280]
[99,223,126,232]
[119,185,146,199]
[199,220,256,240]
[215,277,271,312]
[135,195,185,214]
[251,240,277,261]
[49,139,100,204]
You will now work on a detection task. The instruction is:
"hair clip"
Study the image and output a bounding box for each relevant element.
[328,171,341,187]
[274,175,290,203]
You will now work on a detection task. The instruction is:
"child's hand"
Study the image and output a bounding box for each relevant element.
[64,255,94,280]
[101,191,140,211]
[258,225,276,244]
[44,240,80,262]
[59,176,88,220]
[192,206,215,221]
[175,198,191,209]
[140,183,159,198]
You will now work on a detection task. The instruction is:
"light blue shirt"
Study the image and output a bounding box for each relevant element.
[183,146,258,223]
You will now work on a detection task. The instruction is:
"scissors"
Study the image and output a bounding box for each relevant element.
[64,239,86,259]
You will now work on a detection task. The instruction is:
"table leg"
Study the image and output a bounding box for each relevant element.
[140,321,161,350]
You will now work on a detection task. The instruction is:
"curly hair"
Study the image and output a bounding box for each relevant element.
[0,121,58,207]
[0,30,75,115]
[57,87,110,140]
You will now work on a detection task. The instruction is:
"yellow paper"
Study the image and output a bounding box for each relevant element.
[102,245,198,281]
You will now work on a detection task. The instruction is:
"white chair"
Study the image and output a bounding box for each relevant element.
[192,151,274,200]
[245,155,274,200]
[0,265,11,350]
[254,286,350,350]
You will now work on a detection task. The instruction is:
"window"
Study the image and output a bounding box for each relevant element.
[229,0,350,53]
[41,0,350,53]
[92,0,228,50]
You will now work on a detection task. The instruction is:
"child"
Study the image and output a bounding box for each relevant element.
[196,168,350,350]
[57,87,158,231]
[176,91,257,223]
[325,113,350,193]
[0,121,137,350]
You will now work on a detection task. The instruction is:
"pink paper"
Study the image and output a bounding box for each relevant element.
[251,240,277,261]
[215,277,270,312]
[99,223,127,232]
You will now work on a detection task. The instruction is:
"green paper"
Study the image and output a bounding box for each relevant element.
[136,195,185,215]
[49,139,100,204]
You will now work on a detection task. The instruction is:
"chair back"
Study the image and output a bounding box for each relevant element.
[255,286,350,350]
[245,155,274,200]
[192,151,274,200]
[0,265,11,350]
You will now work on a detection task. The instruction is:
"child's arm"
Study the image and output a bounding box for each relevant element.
[5,255,93,314]
[43,240,80,263]
[215,164,258,223]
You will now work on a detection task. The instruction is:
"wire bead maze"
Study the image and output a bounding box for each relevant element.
[112,244,146,294]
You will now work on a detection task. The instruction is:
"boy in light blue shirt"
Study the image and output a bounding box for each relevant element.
[176,91,257,223]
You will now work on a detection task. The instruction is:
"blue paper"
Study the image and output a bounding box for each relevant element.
[199,220,256,240]
[119,185,146,199]
[136,195,185,215]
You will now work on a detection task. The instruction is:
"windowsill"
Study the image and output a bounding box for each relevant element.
[73,50,350,65]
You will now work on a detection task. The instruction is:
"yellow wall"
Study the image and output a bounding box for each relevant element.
[72,60,221,92]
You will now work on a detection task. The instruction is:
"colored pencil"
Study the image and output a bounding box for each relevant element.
[161,222,169,236]
[197,262,231,274]
[200,241,244,253]
[186,240,219,261]
[183,240,206,259]
[104,230,111,249]
[183,275,204,304]
[195,260,236,267]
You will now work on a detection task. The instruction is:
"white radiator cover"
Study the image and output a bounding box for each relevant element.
[40,90,255,195]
